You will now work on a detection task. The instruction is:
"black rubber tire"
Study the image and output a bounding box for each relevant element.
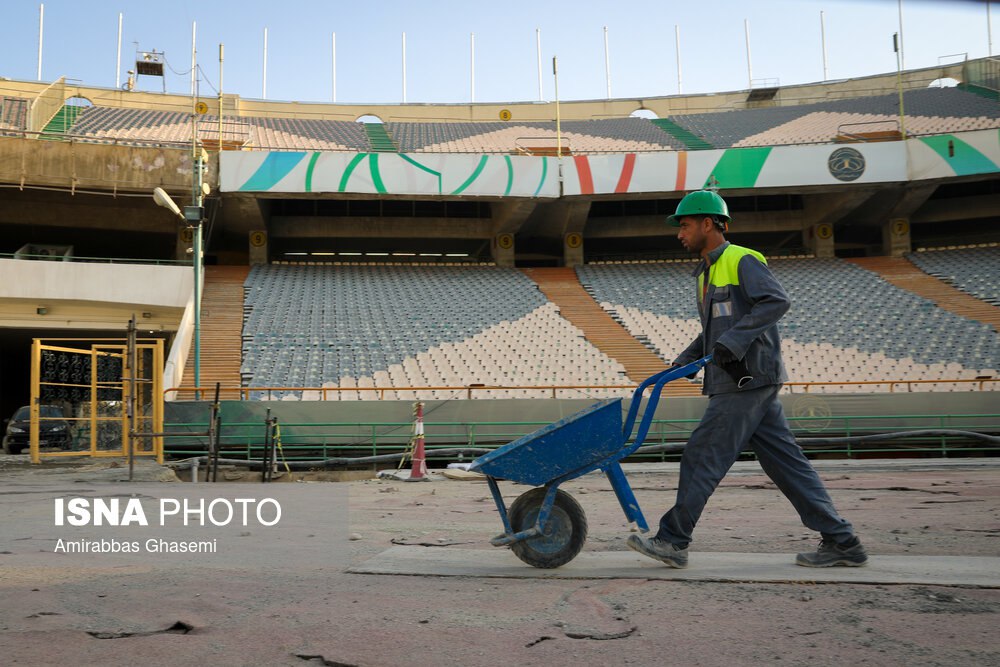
[508,486,588,569]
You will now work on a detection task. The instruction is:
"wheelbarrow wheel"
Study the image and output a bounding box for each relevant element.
[508,487,588,569]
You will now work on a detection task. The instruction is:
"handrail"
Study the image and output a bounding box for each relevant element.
[164,376,999,401]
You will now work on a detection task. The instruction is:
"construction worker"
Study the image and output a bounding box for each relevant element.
[627,190,867,569]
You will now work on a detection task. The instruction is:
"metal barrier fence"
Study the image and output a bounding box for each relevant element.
[163,412,1000,463]
[165,377,1000,402]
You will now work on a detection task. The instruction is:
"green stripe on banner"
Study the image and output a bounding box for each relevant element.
[533,157,548,197]
[451,155,489,195]
[920,134,999,176]
[703,146,772,189]
[398,154,443,194]
[304,152,321,192]
[368,153,388,194]
[504,155,514,197]
[338,153,368,192]
[239,152,308,191]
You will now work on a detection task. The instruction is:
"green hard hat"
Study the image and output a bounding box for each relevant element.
[666,190,731,227]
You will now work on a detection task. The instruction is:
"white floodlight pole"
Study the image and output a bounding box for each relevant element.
[820,10,829,81]
[191,22,197,97]
[37,3,44,80]
[897,0,905,69]
[553,56,562,157]
[262,27,268,99]
[988,2,994,57]
[332,33,337,102]
[471,32,475,103]
[402,32,407,103]
[675,25,682,94]
[744,19,753,88]
[604,26,611,99]
[536,28,543,101]
[116,13,123,88]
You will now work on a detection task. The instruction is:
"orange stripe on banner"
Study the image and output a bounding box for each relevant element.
[675,151,688,191]
[574,155,594,195]
[614,153,637,193]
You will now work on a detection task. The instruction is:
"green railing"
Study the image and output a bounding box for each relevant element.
[163,412,1000,463]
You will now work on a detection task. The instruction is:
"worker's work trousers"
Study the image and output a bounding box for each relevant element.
[656,384,855,548]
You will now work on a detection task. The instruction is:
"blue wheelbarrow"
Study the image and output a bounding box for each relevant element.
[468,356,712,568]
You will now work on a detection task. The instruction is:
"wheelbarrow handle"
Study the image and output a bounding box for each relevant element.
[621,355,712,456]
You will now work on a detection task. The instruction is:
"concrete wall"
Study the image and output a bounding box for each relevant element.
[0,136,211,195]
[0,258,192,306]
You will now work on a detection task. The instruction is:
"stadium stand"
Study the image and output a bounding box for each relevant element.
[577,258,1000,391]
[669,88,1000,148]
[907,246,1000,307]
[387,118,681,153]
[0,96,29,134]
[31,87,1000,153]
[240,264,632,400]
[61,105,371,150]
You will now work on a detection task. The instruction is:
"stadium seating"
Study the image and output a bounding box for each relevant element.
[241,264,632,400]
[0,96,29,134]
[669,87,1000,148]
[36,87,1000,153]
[577,258,999,391]
[63,106,371,150]
[907,246,1000,306]
[387,118,681,153]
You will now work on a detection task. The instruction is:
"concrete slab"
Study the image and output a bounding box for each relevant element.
[349,546,1000,588]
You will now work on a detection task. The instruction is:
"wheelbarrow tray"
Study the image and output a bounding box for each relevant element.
[468,398,623,487]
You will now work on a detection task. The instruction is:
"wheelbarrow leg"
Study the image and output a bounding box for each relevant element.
[485,476,513,536]
[604,462,649,532]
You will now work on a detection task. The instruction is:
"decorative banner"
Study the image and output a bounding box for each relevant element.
[221,129,1000,196]
[221,152,558,197]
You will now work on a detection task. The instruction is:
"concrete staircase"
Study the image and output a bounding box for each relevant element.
[178,265,249,398]
[522,267,701,396]
[846,256,1000,333]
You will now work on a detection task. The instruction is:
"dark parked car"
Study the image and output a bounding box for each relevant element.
[3,405,72,455]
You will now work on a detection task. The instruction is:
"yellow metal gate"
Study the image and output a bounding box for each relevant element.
[29,338,164,464]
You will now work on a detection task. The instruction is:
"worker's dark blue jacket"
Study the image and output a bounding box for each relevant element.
[674,241,789,395]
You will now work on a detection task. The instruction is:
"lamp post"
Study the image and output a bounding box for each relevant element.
[153,176,206,398]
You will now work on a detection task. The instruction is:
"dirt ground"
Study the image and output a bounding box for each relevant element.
[1,455,999,666]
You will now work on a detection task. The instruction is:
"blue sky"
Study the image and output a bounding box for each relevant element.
[1,1,993,104]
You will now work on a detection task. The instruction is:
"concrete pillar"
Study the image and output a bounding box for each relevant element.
[882,218,911,257]
[492,233,515,267]
[249,230,268,265]
[803,223,835,258]
[563,232,584,267]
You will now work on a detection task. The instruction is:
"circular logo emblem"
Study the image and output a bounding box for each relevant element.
[499,109,512,121]
[790,395,833,433]
[496,233,514,250]
[892,219,909,237]
[816,224,833,240]
[195,101,209,115]
[180,227,193,244]
[828,147,866,182]
[250,231,267,248]
[565,233,583,249]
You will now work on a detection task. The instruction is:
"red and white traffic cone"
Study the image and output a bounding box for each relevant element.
[407,401,427,481]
